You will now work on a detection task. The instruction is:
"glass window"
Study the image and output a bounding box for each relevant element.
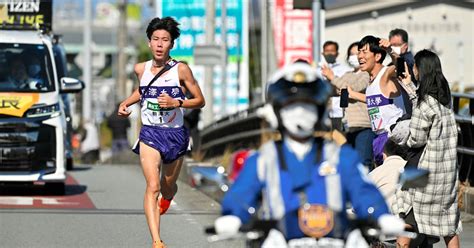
[0,44,55,92]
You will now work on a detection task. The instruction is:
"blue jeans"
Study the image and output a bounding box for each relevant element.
[346,128,376,170]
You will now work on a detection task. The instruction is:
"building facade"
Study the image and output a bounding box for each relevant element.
[325,1,473,91]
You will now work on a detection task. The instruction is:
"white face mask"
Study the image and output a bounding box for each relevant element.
[348,55,359,68]
[279,102,318,139]
[391,46,402,55]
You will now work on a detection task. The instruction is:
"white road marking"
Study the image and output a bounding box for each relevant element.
[0,197,79,206]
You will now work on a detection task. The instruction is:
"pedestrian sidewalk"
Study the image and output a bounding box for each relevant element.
[99,147,140,165]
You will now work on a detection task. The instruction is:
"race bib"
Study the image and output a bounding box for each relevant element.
[143,100,176,124]
[368,107,382,131]
[298,204,334,238]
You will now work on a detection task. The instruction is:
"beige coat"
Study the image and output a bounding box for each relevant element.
[331,70,371,129]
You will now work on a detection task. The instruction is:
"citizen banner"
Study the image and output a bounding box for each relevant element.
[0,0,52,31]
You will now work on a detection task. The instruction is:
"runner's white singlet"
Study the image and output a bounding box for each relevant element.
[365,66,405,134]
[139,60,184,127]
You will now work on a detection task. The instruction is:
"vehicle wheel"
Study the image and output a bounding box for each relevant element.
[66,157,74,170]
[45,182,65,195]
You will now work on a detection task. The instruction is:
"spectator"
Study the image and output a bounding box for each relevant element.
[348,35,406,166]
[107,104,131,154]
[368,139,407,208]
[393,49,461,248]
[380,28,416,116]
[322,41,374,169]
[318,40,352,131]
[388,28,416,84]
[183,91,201,152]
[318,41,352,78]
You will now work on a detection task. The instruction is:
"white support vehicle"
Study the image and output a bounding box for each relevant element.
[0,0,83,194]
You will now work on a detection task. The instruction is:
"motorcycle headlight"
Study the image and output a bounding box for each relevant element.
[25,103,61,118]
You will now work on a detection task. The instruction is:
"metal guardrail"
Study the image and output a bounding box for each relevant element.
[200,104,264,158]
[453,92,474,184]
[199,92,474,183]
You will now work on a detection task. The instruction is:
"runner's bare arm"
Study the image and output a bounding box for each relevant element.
[379,65,401,98]
[347,86,366,103]
[175,63,205,109]
[118,63,145,116]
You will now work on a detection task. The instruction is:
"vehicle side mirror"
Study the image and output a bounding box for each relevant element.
[399,167,429,190]
[60,77,84,93]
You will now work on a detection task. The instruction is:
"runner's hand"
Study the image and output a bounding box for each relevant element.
[379,38,391,50]
[117,102,131,117]
[158,93,178,108]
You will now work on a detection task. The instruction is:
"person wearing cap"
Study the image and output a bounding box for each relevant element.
[217,61,402,243]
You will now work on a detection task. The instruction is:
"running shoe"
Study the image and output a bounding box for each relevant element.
[159,196,172,215]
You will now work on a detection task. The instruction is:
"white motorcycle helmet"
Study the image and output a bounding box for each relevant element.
[265,61,331,139]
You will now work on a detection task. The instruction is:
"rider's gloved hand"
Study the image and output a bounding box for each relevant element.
[214,215,242,235]
[378,214,405,235]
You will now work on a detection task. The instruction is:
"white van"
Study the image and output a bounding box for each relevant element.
[0,1,83,194]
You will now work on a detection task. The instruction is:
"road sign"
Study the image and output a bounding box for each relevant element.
[193,44,223,66]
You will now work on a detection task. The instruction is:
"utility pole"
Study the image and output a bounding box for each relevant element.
[202,0,216,126]
[312,0,324,64]
[82,0,92,121]
[117,0,128,101]
[260,0,268,102]
[220,0,227,115]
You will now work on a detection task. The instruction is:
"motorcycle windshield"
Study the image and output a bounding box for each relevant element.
[0,44,55,92]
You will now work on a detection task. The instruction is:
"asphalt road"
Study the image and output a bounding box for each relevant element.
[0,164,240,248]
[0,164,472,248]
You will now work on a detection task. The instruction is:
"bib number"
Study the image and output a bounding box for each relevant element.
[144,100,177,124]
[145,101,166,124]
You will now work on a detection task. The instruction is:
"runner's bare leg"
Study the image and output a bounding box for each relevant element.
[160,157,184,199]
[140,142,163,243]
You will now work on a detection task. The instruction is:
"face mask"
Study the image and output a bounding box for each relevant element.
[324,54,337,64]
[279,102,318,139]
[28,64,41,76]
[348,55,359,68]
[391,46,402,55]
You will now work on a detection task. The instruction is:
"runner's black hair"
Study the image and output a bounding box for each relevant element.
[146,17,181,41]
[358,35,386,64]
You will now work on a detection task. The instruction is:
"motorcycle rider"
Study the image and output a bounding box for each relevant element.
[219,61,403,243]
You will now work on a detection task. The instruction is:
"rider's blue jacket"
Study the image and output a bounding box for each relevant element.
[221,139,389,240]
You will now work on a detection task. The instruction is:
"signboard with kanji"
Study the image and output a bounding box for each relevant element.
[157,0,249,116]
[274,0,313,67]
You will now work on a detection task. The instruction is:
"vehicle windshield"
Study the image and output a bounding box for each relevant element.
[0,43,55,92]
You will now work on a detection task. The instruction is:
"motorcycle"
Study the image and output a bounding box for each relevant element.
[203,167,429,248]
